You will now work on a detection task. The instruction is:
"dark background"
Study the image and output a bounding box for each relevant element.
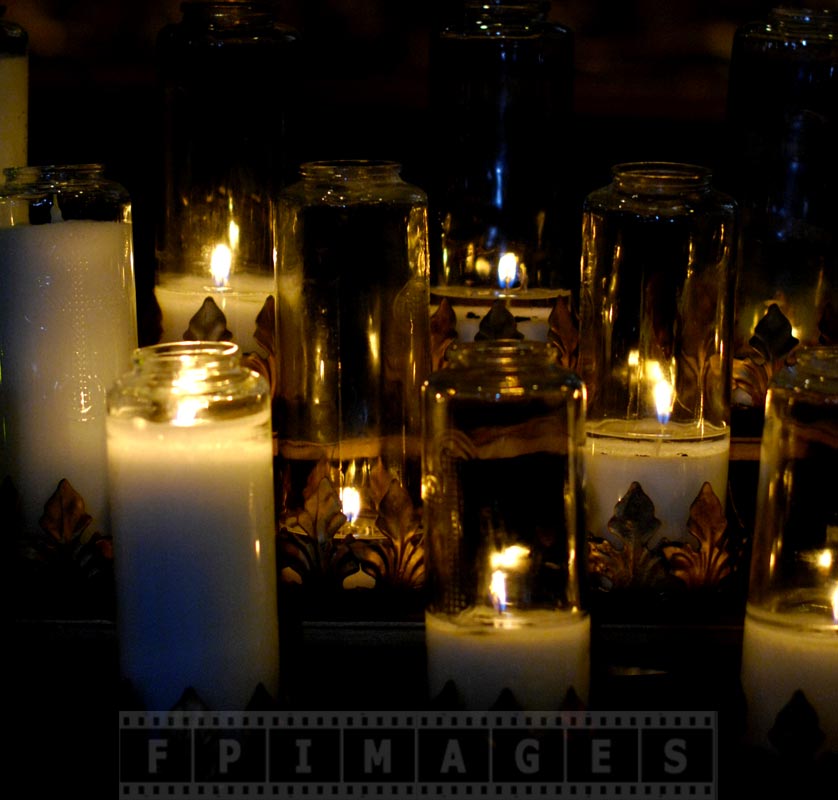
[6,0,829,342]
[4,4,835,798]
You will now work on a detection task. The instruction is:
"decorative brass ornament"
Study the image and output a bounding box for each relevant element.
[277,458,424,592]
[429,295,581,370]
[586,481,740,594]
[732,303,800,410]
[241,295,278,401]
[182,296,233,341]
[4,477,114,618]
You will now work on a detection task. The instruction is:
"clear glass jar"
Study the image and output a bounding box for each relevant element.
[107,341,278,711]
[421,340,589,710]
[740,347,838,754]
[154,1,301,356]
[0,164,137,550]
[723,7,837,429]
[274,160,431,603]
[0,5,28,175]
[427,1,576,347]
[578,162,740,614]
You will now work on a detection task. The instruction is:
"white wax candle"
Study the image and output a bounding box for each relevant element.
[425,609,591,710]
[430,287,567,343]
[741,611,838,754]
[155,272,275,356]
[584,422,730,546]
[434,303,553,342]
[0,220,137,534]
[0,53,27,174]
[107,410,279,711]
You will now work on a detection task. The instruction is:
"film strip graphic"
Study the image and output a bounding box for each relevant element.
[120,710,717,798]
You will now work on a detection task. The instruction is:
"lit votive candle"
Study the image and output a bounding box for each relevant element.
[0,167,137,536]
[584,419,730,547]
[422,342,590,711]
[107,342,278,711]
[426,608,590,711]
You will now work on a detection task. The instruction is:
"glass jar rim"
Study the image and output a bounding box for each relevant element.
[299,159,402,177]
[133,340,240,367]
[2,163,106,187]
[610,162,714,196]
[771,346,838,396]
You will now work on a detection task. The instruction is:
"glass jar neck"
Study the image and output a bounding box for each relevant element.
[612,162,712,197]
[772,346,838,395]
[299,160,403,184]
[769,6,836,25]
[446,340,559,370]
[180,1,278,30]
[2,163,105,191]
[461,1,550,34]
[133,341,241,381]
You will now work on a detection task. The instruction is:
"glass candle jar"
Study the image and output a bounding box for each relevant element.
[427,1,576,350]
[154,1,301,356]
[0,165,137,546]
[0,5,27,176]
[274,160,431,602]
[578,162,739,614]
[740,347,838,756]
[422,341,589,710]
[723,8,837,428]
[107,341,278,711]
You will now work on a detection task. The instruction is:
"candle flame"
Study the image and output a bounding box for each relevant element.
[490,570,507,612]
[340,486,361,524]
[488,545,529,613]
[210,244,232,287]
[497,252,518,289]
[173,396,208,426]
[646,361,674,424]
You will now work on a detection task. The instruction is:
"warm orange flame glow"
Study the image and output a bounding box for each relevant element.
[210,243,232,287]
[497,252,518,288]
[340,486,361,524]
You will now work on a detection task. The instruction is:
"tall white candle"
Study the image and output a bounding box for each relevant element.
[155,271,274,356]
[584,420,730,546]
[426,609,590,710]
[741,610,838,754]
[0,220,136,534]
[108,408,279,711]
[0,51,27,174]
